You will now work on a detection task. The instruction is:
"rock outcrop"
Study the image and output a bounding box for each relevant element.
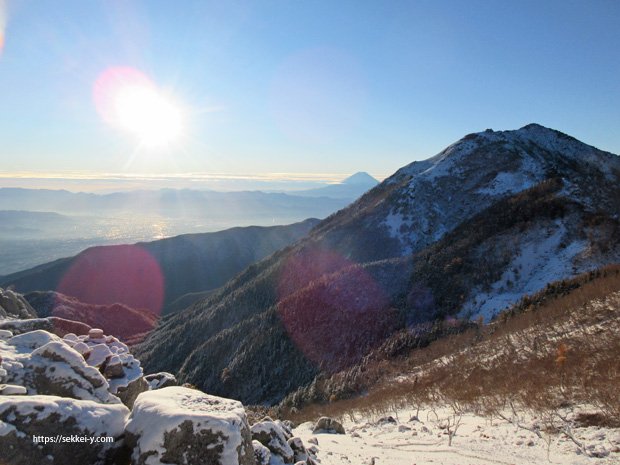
[125,386,255,465]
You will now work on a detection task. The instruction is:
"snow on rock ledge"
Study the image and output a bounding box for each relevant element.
[0,394,129,465]
[0,316,91,338]
[125,386,255,465]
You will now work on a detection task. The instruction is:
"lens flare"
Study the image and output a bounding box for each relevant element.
[58,244,165,316]
[93,66,183,147]
[0,0,7,56]
[277,248,395,371]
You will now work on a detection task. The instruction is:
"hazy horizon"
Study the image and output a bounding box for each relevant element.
[0,170,386,193]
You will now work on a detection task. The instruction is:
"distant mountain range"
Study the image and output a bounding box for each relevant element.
[1,219,320,320]
[0,175,378,275]
[0,174,378,218]
[133,124,620,405]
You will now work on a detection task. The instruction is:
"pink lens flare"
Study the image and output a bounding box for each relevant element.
[58,244,165,317]
[277,247,396,371]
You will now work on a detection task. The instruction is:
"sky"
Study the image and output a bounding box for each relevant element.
[0,0,619,191]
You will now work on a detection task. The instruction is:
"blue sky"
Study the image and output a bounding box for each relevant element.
[1,0,619,190]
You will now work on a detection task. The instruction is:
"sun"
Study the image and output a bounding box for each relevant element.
[94,67,185,148]
[114,84,183,148]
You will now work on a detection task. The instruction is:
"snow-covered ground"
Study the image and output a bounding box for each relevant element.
[294,407,620,465]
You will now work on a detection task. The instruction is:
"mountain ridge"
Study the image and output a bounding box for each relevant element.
[1,218,320,318]
[135,124,620,404]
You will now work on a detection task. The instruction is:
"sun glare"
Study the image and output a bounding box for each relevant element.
[114,85,182,147]
[94,67,184,148]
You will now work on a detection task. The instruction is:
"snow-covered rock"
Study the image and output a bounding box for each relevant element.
[289,436,316,464]
[253,439,272,465]
[0,394,129,465]
[0,384,27,395]
[0,316,91,338]
[17,340,118,403]
[60,329,144,401]
[125,386,255,465]
[8,330,61,350]
[145,371,177,390]
[251,419,295,463]
[86,343,112,368]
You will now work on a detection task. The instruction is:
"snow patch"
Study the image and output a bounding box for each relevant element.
[462,222,587,321]
[477,171,536,196]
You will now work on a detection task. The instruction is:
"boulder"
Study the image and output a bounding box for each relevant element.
[312,417,345,434]
[0,384,27,395]
[29,341,118,403]
[252,439,271,465]
[115,375,149,409]
[251,419,295,463]
[0,394,129,465]
[275,419,293,440]
[289,436,316,464]
[145,371,177,390]
[125,386,255,465]
[87,344,113,368]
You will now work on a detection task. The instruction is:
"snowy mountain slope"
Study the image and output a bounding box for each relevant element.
[136,125,620,405]
[313,124,619,259]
